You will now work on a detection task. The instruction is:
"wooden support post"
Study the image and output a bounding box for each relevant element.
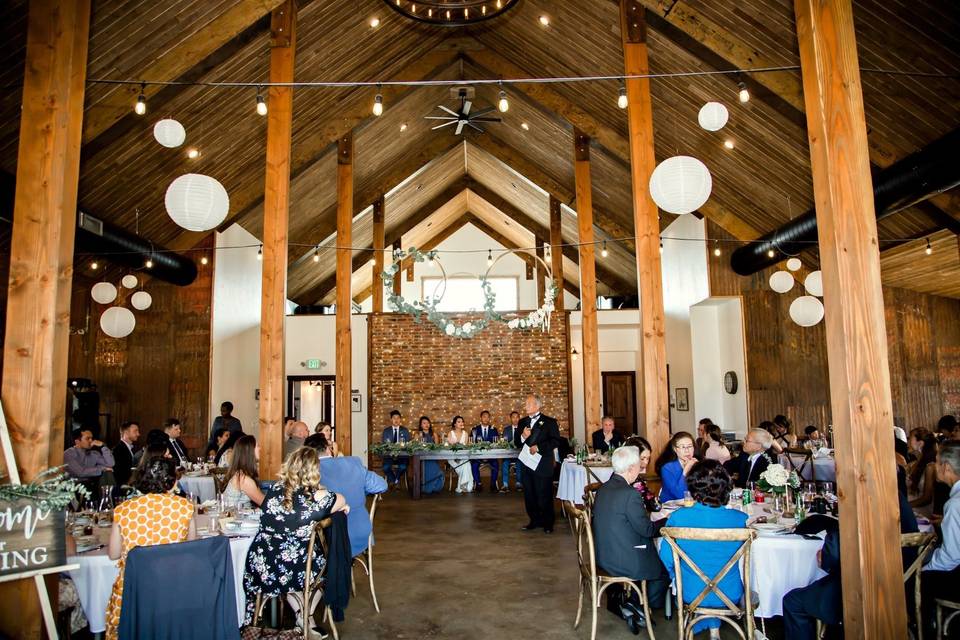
[0,1,90,636]
[335,133,354,456]
[574,130,602,441]
[392,237,402,296]
[620,0,669,455]
[535,238,546,307]
[372,196,385,313]
[795,1,905,636]
[550,196,566,312]
[257,0,295,479]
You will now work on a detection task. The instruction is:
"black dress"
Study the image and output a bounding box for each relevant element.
[242,483,336,624]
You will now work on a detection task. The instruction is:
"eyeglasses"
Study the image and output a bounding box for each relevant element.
[676,444,695,451]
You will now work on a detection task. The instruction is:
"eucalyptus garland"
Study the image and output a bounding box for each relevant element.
[0,466,89,510]
[370,440,516,456]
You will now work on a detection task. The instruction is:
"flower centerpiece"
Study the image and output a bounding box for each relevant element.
[756,463,800,495]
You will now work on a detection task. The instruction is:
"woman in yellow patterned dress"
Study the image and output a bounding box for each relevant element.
[104,457,196,640]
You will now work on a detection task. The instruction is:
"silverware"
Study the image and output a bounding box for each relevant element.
[78,544,105,554]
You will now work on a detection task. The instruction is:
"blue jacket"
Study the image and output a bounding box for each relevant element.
[659,459,688,502]
[318,456,388,557]
[382,426,411,443]
[471,424,500,443]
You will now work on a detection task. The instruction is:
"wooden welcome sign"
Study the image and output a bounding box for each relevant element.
[0,499,66,579]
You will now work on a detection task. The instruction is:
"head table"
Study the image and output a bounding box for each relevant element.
[374,447,520,499]
[67,514,252,633]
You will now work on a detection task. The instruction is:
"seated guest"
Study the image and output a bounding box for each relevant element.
[908,427,938,516]
[655,431,697,502]
[471,410,500,492]
[205,428,229,461]
[417,416,443,494]
[937,415,958,443]
[206,400,243,451]
[64,429,115,490]
[105,458,196,640]
[214,429,244,467]
[447,416,474,493]
[314,433,388,557]
[381,409,410,488]
[111,421,140,488]
[695,418,714,459]
[625,436,659,512]
[223,435,265,508]
[772,414,798,450]
[164,418,189,467]
[593,446,669,633]
[131,441,172,487]
[758,420,784,455]
[316,422,340,457]
[703,424,731,464]
[658,460,749,638]
[724,427,774,488]
[242,448,349,627]
[921,441,960,639]
[283,420,309,459]
[802,425,827,450]
[592,416,626,454]
[500,411,523,492]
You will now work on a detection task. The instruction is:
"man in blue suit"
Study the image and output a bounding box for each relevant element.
[381,409,410,488]
[471,410,500,492]
[309,434,388,558]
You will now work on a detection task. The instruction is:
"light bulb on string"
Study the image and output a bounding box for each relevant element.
[257,245,263,261]
[497,82,509,112]
[713,242,722,257]
[313,246,320,263]
[487,250,493,266]
[144,257,154,269]
[91,261,99,270]
[737,81,750,103]
[256,86,267,116]
[601,241,608,258]
[200,255,208,265]
[767,248,776,258]
[617,85,628,109]
[925,238,933,255]
[659,240,664,254]
[372,84,383,116]
[134,83,147,115]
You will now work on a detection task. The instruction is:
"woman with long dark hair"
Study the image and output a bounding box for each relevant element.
[703,424,731,463]
[418,416,443,494]
[214,429,244,466]
[907,427,938,515]
[446,415,473,493]
[223,435,264,508]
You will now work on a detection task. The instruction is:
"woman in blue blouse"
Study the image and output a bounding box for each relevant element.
[656,431,697,502]
[658,460,749,637]
[417,416,444,494]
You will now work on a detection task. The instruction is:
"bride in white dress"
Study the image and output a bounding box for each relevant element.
[447,416,474,493]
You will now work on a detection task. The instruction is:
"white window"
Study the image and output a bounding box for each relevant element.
[421,276,519,312]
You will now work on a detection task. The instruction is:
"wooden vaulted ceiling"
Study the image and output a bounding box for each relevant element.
[1,0,958,302]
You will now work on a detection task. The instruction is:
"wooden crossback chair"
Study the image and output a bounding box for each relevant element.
[571,507,656,640]
[582,481,603,519]
[783,448,816,482]
[210,468,228,496]
[660,526,758,640]
[937,598,960,639]
[351,493,382,613]
[562,499,579,534]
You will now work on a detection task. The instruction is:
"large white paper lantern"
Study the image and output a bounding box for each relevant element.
[130,290,153,310]
[153,119,186,148]
[164,174,230,232]
[100,306,136,338]
[121,274,138,289]
[769,270,794,294]
[91,282,118,304]
[649,156,713,215]
[789,295,824,327]
[786,258,802,272]
[697,102,729,131]
[804,270,823,297]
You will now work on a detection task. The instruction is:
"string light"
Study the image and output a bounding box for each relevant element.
[134,83,146,115]
[144,257,153,269]
[520,122,529,130]
[767,248,776,258]
[186,147,200,159]
[313,246,320,262]
[659,240,664,254]
[399,123,408,132]
[713,241,721,257]
[256,86,267,116]
[497,82,509,112]
[925,237,933,255]
[738,80,750,103]
[617,85,628,109]
[724,139,735,150]
[200,255,208,265]
[372,84,383,116]
[90,261,99,270]
[369,16,381,28]
[538,15,550,27]
[257,245,263,260]
[487,249,493,266]
[601,241,608,258]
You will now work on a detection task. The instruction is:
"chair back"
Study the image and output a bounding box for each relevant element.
[571,507,598,586]
[304,517,334,594]
[367,493,381,546]
[901,531,937,584]
[210,468,228,495]
[583,481,603,517]
[783,448,816,482]
[660,526,756,630]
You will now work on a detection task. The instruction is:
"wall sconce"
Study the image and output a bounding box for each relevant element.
[571,347,579,361]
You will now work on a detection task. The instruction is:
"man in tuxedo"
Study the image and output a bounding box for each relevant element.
[500,411,523,492]
[164,418,189,467]
[513,394,561,533]
[724,427,774,488]
[381,409,411,488]
[112,421,140,487]
[471,410,500,492]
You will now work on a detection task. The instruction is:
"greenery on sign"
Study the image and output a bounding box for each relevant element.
[0,466,89,510]
[371,440,516,456]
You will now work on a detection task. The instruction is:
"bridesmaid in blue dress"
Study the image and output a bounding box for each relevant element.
[418,416,444,494]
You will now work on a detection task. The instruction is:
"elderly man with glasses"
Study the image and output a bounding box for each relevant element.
[723,428,774,488]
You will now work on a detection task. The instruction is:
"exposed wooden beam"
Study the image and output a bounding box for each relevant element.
[371,196,385,313]
[257,0,295,480]
[0,0,89,636]
[550,196,566,311]
[621,0,669,455]
[795,0,905,635]
[335,132,353,456]
[535,239,546,307]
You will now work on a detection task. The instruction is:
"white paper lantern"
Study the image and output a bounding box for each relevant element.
[648,156,713,215]
[121,274,138,289]
[697,102,729,131]
[768,270,795,294]
[100,306,136,338]
[130,290,153,310]
[153,119,186,148]
[91,282,118,304]
[164,174,230,232]
[804,270,823,297]
[789,295,824,327]
[786,258,802,272]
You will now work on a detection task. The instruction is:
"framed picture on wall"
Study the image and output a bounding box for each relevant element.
[675,387,689,412]
[351,392,362,413]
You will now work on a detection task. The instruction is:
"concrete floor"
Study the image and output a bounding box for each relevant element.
[330,490,783,640]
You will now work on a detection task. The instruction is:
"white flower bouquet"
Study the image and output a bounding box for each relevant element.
[757,463,800,494]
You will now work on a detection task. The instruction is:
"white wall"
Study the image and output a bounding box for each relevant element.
[210,224,262,436]
[690,298,749,435]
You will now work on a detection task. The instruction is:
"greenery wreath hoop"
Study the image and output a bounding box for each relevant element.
[484,249,558,332]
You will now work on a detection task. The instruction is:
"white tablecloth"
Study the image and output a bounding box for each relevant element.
[556,460,615,505]
[67,514,253,633]
[178,475,217,502]
[779,453,836,483]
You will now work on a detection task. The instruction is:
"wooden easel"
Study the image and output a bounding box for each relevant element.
[0,404,76,639]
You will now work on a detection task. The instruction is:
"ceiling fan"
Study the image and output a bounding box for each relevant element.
[425,87,501,135]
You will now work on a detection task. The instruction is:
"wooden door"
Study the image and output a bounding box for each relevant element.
[602,371,638,435]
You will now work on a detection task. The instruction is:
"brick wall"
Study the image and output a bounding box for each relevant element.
[368,312,571,449]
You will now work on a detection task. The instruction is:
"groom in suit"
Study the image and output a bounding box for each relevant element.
[381,409,411,488]
[513,393,562,533]
[471,410,500,492]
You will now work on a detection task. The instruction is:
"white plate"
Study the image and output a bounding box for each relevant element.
[751,522,788,532]
[662,499,686,508]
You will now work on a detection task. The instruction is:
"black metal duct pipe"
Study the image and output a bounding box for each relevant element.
[729,128,960,276]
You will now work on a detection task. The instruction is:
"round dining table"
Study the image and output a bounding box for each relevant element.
[556,459,614,505]
[177,474,218,502]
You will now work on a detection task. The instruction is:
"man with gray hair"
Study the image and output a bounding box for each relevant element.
[920,440,960,637]
[514,393,561,533]
[724,427,774,488]
[283,420,310,459]
[592,446,669,633]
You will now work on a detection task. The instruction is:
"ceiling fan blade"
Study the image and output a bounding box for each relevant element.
[424,116,456,120]
[438,105,460,117]
[467,121,485,133]
[455,120,466,135]
[431,120,458,130]
[470,106,495,118]
[463,100,472,116]
[471,117,502,123]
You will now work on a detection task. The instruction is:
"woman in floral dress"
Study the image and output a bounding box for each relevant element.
[242,447,348,626]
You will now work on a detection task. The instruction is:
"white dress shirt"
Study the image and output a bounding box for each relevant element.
[925,480,960,572]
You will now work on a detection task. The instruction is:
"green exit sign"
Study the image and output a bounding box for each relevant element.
[305,359,321,369]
